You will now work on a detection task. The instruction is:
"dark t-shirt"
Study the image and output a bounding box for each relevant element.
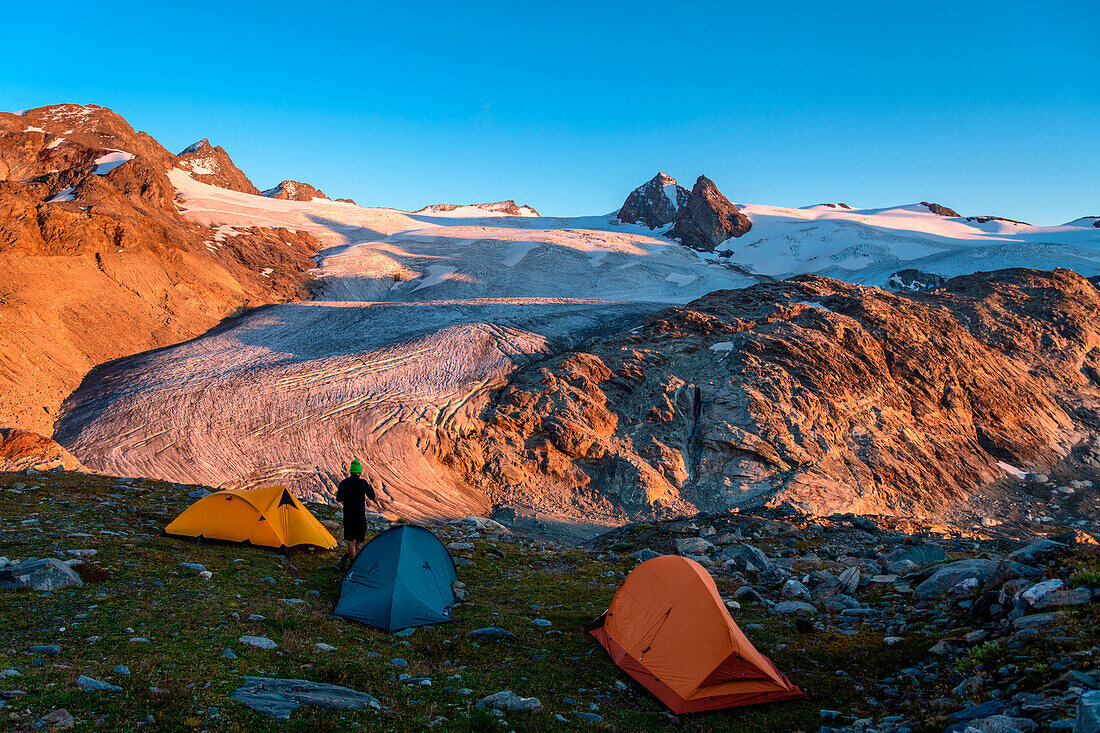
[336,475,375,531]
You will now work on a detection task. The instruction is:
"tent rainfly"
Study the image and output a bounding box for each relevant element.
[165,485,337,550]
[589,555,805,713]
[335,525,458,632]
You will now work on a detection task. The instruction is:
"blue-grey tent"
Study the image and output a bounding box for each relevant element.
[335,525,459,631]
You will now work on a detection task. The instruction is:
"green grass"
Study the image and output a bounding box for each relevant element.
[1,470,1093,731]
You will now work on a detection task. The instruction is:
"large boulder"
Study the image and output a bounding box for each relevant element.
[230,676,381,720]
[0,558,83,591]
[914,559,1036,600]
[616,172,687,229]
[1078,690,1100,733]
[665,175,751,252]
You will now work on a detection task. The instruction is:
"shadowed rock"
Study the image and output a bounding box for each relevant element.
[230,676,381,719]
[665,175,751,251]
[0,558,83,591]
[617,172,687,229]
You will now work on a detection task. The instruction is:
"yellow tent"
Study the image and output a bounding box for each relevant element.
[165,485,337,550]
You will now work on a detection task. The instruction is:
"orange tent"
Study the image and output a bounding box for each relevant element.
[165,485,337,550]
[589,555,805,713]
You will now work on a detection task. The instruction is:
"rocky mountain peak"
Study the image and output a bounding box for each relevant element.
[175,139,260,196]
[665,175,752,252]
[617,172,689,229]
[262,179,328,202]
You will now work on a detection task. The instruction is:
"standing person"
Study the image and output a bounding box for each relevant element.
[335,459,376,571]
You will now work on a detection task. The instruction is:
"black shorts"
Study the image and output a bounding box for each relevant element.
[344,517,367,543]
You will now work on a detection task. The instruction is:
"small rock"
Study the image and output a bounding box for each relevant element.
[112,665,130,675]
[475,690,543,713]
[772,601,817,615]
[390,658,407,667]
[198,571,212,580]
[41,709,74,729]
[222,649,238,660]
[315,643,336,652]
[466,627,517,641]
[628,548,661,562]
[675,537,714,556]
[178,563,206,572]
[77,675,122,692]
[1012,612,1060,630]
[29,645,61,655]
[531,618,552,627]
[238,636,277,650]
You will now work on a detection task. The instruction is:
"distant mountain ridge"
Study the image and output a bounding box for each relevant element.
[415,200,539,216]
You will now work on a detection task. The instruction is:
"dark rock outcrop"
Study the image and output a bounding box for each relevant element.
[966,215,1030,226]
[888,269,946,291]
[816,203,851,209]
[262,180,328,201]
[175,139,261,195]
[920,201,961,217]
[616,172,688,229]
[335,197,356,204]
[665,175,752,252]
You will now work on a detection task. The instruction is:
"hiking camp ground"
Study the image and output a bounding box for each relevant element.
[1,471,1098,731]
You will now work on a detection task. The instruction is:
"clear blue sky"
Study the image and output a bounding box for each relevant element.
[1,1,1096,224]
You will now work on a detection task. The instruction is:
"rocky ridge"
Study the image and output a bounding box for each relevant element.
[414,200,539,216]
[445,268,1100,531]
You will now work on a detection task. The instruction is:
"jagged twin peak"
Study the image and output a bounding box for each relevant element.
[175,139,261,195]
[618,172,752,252]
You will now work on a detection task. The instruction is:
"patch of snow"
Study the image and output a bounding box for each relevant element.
[93,151,135,175]
[45,138,66,150]
[710,342,736,352]
[665,273,698,287]
[797,300,832,313]
[24,126,45,133]
[663,183,680,211]
[46,187,75,204]
[589,250,611,267]
[502,242,538,267]
[181,156,218,176]
[260,268,274,278]
[410,265,460,292]
[997,461,1027,479]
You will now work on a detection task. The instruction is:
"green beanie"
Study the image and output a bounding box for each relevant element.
[350,459,362,474]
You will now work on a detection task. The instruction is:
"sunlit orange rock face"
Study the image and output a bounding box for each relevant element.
[448,268,1100,524]
[0,104,320,446]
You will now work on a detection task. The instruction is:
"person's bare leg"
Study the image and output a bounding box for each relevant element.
[348,539,359,558]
